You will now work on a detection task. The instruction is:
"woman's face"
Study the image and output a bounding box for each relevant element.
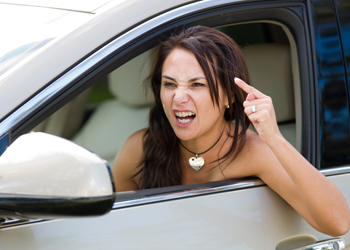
[160,48,229,142]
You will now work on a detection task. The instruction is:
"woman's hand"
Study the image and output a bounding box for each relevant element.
[235,77,281,145]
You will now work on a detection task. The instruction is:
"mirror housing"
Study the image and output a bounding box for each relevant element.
[0,132,115,219]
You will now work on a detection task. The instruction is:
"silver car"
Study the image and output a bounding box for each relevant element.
[0,0,349,249]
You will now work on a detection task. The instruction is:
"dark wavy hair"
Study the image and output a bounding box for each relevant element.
[137,26,251,189]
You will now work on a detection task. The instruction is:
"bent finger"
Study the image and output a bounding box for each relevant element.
[246,92,256,101]
[244,102,272,116]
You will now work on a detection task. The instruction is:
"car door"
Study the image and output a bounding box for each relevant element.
[0,0,349,249]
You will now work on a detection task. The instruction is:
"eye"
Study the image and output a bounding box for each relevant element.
[163,81,176,87]
[192,82,206,87]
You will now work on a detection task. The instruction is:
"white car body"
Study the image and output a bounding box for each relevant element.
[0,0,349,249]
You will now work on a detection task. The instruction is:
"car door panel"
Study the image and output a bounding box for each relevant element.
[2,173,349,249]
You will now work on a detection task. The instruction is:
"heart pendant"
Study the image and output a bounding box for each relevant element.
[189,156,205,171]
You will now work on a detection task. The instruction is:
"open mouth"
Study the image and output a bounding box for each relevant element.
[175,111,196,124]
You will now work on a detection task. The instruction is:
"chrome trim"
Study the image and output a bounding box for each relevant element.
[112,166,350,210]
[0,0,243,137]
[0,218,46,230]
[321,166,350,176]
[113,179,264,209]
[294,238,344,250]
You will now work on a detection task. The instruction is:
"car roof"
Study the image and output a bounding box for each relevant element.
[0,0,113,13]
[0,0,194,120]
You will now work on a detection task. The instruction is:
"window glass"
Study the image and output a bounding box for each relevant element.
[335,0,350,79]
[310,0,350,168]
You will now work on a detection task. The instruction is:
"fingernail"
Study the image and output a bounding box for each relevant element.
[234,77,242,82]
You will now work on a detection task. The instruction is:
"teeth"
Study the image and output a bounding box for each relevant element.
[178,119,191,124]
[175,112,195,117]
[175,111,195,124]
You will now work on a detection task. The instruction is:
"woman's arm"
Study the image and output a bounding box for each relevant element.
[235,77,350,236]
[111,129,146,192]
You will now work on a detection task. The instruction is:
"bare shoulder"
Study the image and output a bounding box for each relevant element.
[242,129,286,177]
[123,128,147,151]
[224,129,278,178]
[111,128,147,191]
[115,128,146,164]
[244,129,270,155]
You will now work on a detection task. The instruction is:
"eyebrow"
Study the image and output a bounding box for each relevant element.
[162,75,206,83]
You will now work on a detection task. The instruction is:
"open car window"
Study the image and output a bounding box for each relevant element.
[33,20,301,188]
[7,1,314,201]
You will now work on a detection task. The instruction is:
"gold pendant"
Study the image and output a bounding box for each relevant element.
[189,155,205,171]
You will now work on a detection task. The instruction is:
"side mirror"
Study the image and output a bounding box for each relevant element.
[0,132,115,219]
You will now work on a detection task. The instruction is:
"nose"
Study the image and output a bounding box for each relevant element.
[173,87,190,105]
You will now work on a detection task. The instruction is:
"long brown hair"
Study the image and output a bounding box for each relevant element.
[137,26,250,189]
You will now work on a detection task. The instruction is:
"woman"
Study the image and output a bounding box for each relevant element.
[112,26,350,236]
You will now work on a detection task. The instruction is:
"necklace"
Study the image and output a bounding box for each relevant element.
[179,129,225,171]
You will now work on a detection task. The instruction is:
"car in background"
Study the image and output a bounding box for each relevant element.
[0,0,349,249]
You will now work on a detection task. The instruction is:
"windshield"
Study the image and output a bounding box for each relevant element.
[0,4,93,77]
